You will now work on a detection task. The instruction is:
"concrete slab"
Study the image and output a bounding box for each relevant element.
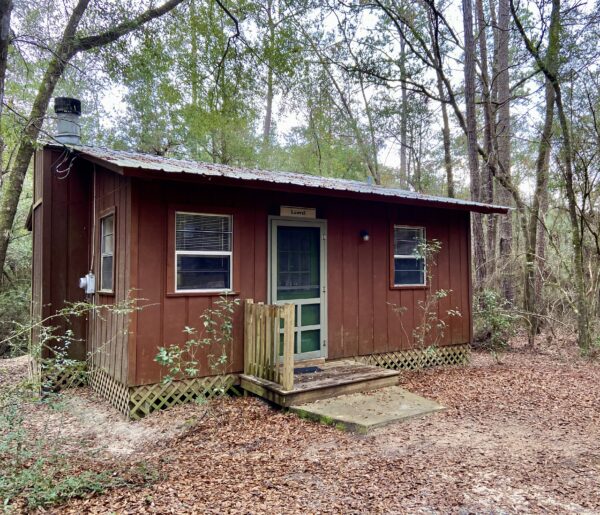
[289,386,445,433]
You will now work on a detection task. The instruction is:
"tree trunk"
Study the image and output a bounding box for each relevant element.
[400,36,408,189]
[524,79,554,345]
[534,164,549,323]
[190,0,199,107]
[476,0,496,283]
[462,0,486,287]
[511,0,591,351]
[262,0,275,148]
[0,0,10,105]
[0,0,186,275]
[555,88,591,351]
[0,0,89,276]
[427,9,454,197]
[263,66,274,146]
[496,0,514,302]
[0,0,13,186]
[437,72,454,198]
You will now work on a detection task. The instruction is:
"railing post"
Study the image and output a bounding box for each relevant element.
[244,299,254,375]
[265,305,273,381]
[257,303,265,378]
[281,303,295,391]
[274,306,282,383]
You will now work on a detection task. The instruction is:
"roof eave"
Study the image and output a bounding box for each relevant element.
[43,143,126,175]
[119,165,510,215]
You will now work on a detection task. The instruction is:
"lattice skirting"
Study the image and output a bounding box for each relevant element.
[128,374,239,420]
[89,368,131,417]
[354,344,470,371]
[29,359,88,391]
[89,369,240,420]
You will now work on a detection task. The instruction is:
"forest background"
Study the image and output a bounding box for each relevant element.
[0,0,598,355]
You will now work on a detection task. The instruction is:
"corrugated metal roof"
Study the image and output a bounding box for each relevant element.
[61,144,509,214]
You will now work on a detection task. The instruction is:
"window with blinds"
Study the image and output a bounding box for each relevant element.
[393,226,425,286]
[100,214,115,292]
[175,212,232,291]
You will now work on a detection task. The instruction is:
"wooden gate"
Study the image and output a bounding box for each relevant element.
[244,299,295,391]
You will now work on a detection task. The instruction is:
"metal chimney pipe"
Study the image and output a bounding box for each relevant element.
[54,97,82,144]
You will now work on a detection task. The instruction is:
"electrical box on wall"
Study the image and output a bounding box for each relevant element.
[79,272,95,294]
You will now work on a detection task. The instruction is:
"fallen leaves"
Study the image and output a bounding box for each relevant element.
[3,342,600,514]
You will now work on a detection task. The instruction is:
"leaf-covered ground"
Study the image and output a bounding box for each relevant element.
[4,345,600,513]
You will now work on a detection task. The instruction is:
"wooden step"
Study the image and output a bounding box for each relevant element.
[240,362,400,407]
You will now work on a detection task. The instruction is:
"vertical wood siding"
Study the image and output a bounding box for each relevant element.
[87,168,131,384]
[130,179,473,386]
[32,150,91,360]
[34,150,473,388]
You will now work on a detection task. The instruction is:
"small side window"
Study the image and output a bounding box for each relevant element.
[393,226,425,286]
[100,214,115,292]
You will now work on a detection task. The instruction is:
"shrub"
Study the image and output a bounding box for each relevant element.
[474,289,517,351]
[0,280,31,357]
[155,296,240,387]
[0,298,146,510]
[391,239,462,358]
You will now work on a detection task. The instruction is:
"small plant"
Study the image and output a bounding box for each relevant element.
[0,460,120,510]
[474,288,517,359]
[0,280,31,357]
[155,296,240,391]
[391,239,461,367]
[0,297,145,510]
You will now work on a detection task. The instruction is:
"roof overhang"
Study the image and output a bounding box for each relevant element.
[44,143,511,215]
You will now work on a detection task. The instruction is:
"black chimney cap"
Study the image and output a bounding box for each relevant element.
[54,97,81,115]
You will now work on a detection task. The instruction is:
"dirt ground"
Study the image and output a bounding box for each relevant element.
[3,342,600,514]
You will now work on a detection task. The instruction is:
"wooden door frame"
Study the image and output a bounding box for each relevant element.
[267,215,328,360]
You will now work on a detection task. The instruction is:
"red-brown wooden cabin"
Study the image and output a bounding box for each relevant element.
[31,113,508,417]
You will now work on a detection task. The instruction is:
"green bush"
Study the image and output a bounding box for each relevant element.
[0,299,149,510]
[0,280,31,357]
[474,289,517,351]
[155,296,239,385]
[1,459,119,510]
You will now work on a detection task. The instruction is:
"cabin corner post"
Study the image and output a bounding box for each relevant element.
[126,176,139,387]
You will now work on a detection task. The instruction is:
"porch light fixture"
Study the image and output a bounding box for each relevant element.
[360,230,370,242]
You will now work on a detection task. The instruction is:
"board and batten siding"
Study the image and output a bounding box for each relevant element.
[129,178,472,387]
[31,149,91,361]
[31,151,133,383]
[87,167,132,385]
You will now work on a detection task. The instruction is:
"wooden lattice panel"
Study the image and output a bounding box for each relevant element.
[41,361,88,390]
[354,344,470,371]
[128,374,239,420]
[89,368,130,417]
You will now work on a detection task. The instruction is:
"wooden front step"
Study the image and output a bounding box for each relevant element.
[240,360,400,407]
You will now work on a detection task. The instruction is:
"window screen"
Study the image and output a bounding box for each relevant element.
[100,214,114,291]
[175,213,232,291]
[393,226,425,286]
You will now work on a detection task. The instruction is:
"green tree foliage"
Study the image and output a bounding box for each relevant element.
[1,0,599,354]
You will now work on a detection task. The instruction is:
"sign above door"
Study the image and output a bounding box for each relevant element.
[280,206,316,219]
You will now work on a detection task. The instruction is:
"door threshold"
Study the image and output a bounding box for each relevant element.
[294,357,326,367]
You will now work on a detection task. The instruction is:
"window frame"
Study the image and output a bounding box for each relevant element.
[390,224,427,289]
[98,209,116,294]
[173,211,234,294]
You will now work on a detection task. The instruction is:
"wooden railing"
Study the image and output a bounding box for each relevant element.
[244,299,295,391]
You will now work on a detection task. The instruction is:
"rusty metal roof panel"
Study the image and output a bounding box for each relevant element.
[63,144,509,214]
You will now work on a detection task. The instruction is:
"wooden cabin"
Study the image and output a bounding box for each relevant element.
[31,142,508,418]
